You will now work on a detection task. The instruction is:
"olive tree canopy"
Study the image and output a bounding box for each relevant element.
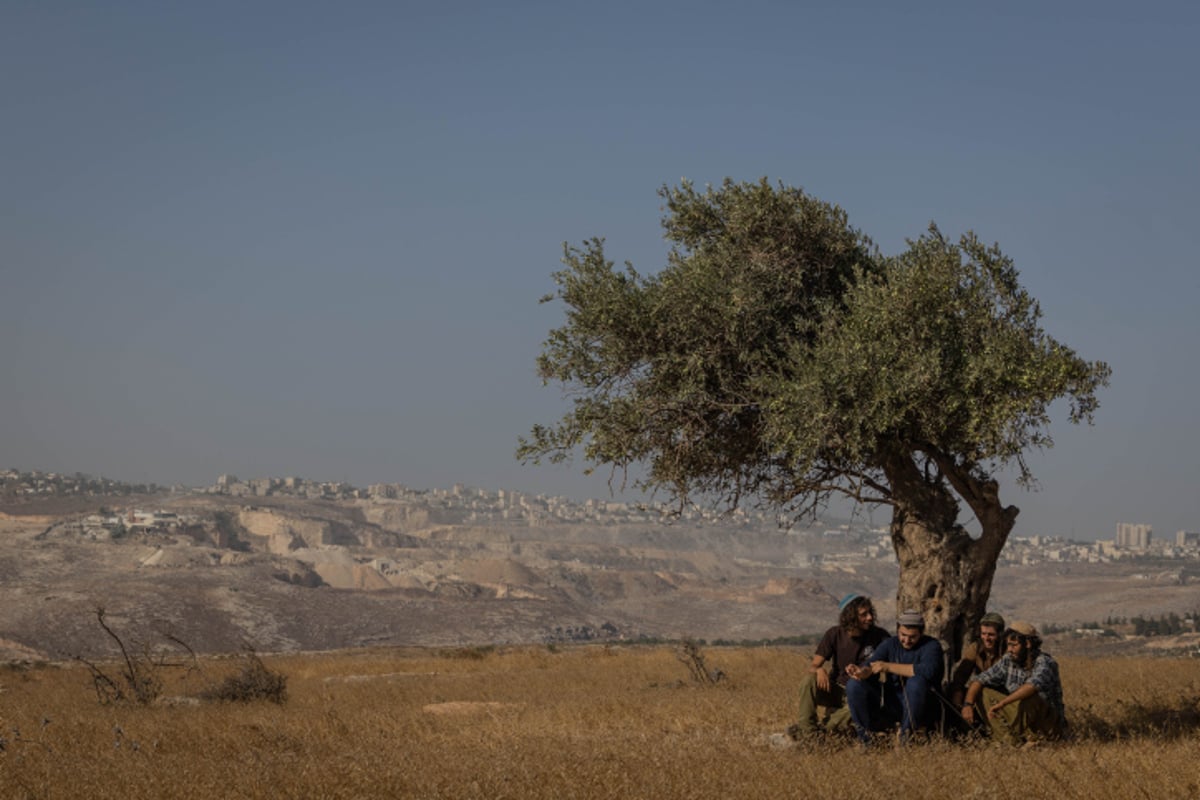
[519,178,1109,655]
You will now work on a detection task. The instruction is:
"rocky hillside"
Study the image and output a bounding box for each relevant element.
[0,492,1195,660]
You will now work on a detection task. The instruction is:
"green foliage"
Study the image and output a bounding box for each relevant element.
[523,178,879,507]
[520,178,1109,524]
[709,634,820,647]
[790,227,1107,492]
[1131,613,1188,637]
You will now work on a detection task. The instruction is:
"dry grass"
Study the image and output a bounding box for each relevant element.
[1,646,1198,799]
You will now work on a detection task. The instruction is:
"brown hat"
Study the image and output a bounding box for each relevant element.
[1008,620,1038,638]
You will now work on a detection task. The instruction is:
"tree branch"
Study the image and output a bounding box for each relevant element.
[921,445,1018,558]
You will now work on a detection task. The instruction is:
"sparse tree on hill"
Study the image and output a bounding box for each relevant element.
[519,179,1110,658]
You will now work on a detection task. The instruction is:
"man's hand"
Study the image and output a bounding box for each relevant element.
[961,704,976,725]
[814,667,831,692]
[848,661,886,681]
[845,663,870,681]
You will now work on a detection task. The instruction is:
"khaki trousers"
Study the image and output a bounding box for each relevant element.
[979,687,1064,744]
[795,672,853,736]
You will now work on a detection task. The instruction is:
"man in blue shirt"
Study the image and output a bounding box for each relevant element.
[845,609,944,745]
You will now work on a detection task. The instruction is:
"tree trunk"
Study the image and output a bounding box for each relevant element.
[883,450,1018,664]
[891,512,1005,664]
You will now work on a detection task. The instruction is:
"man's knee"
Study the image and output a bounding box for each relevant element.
[845,678,872,713]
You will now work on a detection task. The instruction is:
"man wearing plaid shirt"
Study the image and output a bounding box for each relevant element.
[962,621,1066,744]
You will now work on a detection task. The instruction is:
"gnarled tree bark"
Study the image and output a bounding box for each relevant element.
[883,448,1019,662]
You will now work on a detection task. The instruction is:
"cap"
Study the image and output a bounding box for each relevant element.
[897,609,925,628]
[980,612,1006,630]
[838,593,862,612]
[1008,620,1038,638]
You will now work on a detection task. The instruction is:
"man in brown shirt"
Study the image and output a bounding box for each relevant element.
[789,593,889,740]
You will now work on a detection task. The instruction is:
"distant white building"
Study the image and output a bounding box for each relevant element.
[1116,522,1152,549]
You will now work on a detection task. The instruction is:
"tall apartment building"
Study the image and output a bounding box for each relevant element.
[1177,530,1200,547]
[1116,522,1152,549]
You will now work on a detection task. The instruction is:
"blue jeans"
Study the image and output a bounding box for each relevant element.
[845,675,931,743]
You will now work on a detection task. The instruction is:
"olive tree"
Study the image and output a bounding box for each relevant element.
[519,178,1109,657]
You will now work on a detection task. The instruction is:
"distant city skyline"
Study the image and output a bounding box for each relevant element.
[5,4,1199,543]
[5,465,1193,546]
[10,468,1200,579]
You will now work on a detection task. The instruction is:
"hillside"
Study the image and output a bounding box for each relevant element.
[0,490,1195,660]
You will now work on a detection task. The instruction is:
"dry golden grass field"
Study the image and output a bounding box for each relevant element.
[2,645,1199,799]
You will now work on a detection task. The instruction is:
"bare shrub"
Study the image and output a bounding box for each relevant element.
[676,638,725,686]
[74,606,196,705]
[199,649,288,704]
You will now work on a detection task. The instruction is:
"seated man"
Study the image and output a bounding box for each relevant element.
[962,621,1066,745]
[791,593,889,739]
[845,609,944,745]
[948,611,1006,730]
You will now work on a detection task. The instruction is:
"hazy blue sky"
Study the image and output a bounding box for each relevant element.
[4,2,1197,540]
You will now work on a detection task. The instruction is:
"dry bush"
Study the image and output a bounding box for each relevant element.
[1,647,1198,799]
[439,644,496,661]
[197,649,287,704]
[676,638,726,686]
[74,607,196,706]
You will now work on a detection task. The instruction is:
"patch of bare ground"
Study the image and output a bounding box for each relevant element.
[422,700,524,715]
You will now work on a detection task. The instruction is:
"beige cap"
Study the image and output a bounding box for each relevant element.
[1008,620,1038,637]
